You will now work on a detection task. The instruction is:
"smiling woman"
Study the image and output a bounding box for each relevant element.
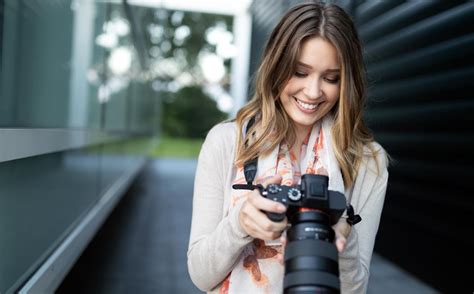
[187,2,389,294]
[280,37,341,154]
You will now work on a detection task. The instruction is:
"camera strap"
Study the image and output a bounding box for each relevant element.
[231,116,259,191]
[243,116,257,187]
[233,116,361,226]
[346,204,362,225]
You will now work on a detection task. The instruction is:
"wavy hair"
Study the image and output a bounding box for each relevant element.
[235,2,378,188]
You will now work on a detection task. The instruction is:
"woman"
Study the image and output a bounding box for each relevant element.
[187,2,389,293]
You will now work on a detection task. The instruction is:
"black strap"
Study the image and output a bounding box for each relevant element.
[244,158,258,186]
[243,116,257,186]
[232,183,264,192]
[346,204,362,225]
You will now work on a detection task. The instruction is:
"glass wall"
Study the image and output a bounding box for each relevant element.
[0,0,156,131]
[0,0,158,293]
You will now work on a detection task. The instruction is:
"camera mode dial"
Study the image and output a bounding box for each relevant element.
[288,188,301,201]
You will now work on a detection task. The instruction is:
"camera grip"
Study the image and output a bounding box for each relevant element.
[266,211,286,222]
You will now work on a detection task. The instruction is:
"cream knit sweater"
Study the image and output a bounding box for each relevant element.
[187,122,389,293]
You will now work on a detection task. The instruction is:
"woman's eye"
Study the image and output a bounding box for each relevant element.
[325,76,340,84]
[294,72,307,78]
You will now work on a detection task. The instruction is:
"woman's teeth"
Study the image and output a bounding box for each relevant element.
[295,98,318,110]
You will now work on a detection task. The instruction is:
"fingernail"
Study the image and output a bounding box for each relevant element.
[278,205,286,212]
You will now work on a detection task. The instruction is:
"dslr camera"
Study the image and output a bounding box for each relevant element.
[260,174,347,294]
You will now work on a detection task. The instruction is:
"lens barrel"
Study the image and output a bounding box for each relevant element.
[284,211,340,293]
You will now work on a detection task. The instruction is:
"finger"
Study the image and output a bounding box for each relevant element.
[333,218,352,238]
[335,236,346,253]
[250,206,288,232]
[333,226,347,253]
[240,218,267,239]
[252,213,288,238]
[250,174,285,214]
[249,190,286,213]
[239,201,257,237]
[239,207,269,239]
[332,218,351,253]
[249,221,284,241]
[261,174,282,188]
[241,202,288,239]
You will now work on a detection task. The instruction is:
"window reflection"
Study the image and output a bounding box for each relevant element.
[0,0,156,133]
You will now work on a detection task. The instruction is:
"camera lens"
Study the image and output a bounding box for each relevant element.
[284,210,340,293]
[288,210,334,242]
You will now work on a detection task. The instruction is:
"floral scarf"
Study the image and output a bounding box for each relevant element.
[220,115,345,293]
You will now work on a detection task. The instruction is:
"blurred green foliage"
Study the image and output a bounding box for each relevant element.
[141,9,233,70]
[132,7,233,140]
[85,136,203,158]
[161,86,227,138]
[150,136,203,158]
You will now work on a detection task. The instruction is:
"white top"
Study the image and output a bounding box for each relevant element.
[187,122,389,293]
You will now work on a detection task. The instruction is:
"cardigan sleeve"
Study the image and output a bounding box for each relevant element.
[187,123,253,292]
[339,143,389,293]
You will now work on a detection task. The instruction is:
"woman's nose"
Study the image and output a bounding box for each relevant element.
[303,79,322,99]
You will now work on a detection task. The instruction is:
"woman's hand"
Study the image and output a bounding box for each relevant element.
[332,218,352,253]
[239,175,288,241]
[276,217,352,265]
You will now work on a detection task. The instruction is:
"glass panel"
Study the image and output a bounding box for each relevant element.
[0,150,100,293]
[0,0,74,127]
[0,0,155,132]
[0,0,157,292]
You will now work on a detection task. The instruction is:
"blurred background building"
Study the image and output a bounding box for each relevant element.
[0,0,472,293]
[0,1,157,293]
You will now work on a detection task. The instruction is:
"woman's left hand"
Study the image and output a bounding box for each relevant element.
[276,218,352,265]
[332,218,352,253]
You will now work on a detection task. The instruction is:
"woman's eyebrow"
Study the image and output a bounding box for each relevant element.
[297,61,340,72]
[297,61,313,69]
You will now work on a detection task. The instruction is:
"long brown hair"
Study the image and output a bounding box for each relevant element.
[235,2,378,188]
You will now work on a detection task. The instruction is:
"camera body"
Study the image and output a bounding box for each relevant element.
[260,174,347,293]
[261,174,346,224]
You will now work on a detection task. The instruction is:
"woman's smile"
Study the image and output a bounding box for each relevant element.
[293,96,321,113]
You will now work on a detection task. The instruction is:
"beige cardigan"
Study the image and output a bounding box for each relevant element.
[187,122,389,293]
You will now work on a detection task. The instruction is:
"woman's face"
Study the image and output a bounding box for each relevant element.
[279,37,341,137]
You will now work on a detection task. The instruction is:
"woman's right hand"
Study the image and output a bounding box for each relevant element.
[239,175,288,240]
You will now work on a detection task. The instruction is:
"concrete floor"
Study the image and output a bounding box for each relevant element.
[57,158,438,294]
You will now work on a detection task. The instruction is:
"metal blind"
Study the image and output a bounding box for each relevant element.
[338,1,474,292]
[249,1,474,292]
[248,0,287,87]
